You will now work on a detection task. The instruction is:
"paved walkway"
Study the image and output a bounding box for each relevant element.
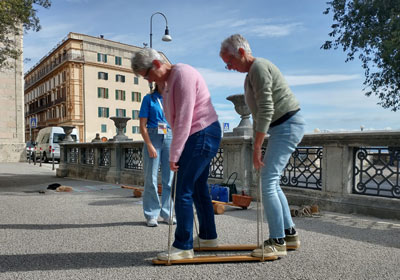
[0,162,399,280]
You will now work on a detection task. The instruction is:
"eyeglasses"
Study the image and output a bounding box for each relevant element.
[143,66,152,80]
[225,62,232,70]
[224,56,234,70]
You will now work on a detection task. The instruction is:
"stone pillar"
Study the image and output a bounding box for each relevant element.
[221,137,253,196]
[322,144,353,195]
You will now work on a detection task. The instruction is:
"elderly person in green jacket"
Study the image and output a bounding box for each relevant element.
[220,34,306,258]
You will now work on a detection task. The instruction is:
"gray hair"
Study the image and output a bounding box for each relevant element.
[131,48,165,74]
[220,34,252,57]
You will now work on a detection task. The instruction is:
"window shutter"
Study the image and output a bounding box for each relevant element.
[98,88,101,98]
[115,56,118,65]
[98,107,101,117]
[106,108,109,117]
[123,91,126,100]
[115,90,118,100]
[98,72,101,79]
[116,109,118,117]
[123,109,126,117]
[139,92,141,101]
[97,53,101,62]
[106,88,109,98]
[105,73,108,80]
[104,54,107,63]
[122,76,125,83]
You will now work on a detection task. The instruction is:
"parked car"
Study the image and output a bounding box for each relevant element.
[26,140,36,159]
[34,127,79,162]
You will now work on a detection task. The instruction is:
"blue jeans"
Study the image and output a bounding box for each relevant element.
[142,128,174,220]
[173,121,222,250]
[261,112,306,239]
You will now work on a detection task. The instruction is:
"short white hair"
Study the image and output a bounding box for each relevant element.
[220,34,252,57]
[131,48,165,74]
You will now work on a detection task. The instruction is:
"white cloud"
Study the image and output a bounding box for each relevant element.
[198,68,362,89]
[287,74,361,86]
[197,68,246,89]
[245,23,302,37]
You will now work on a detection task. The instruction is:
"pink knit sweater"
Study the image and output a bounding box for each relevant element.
[164,63,218,162]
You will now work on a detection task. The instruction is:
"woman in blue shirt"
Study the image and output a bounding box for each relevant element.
[139,84,174,227]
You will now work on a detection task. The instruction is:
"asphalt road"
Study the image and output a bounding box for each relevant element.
[0,162,399,280]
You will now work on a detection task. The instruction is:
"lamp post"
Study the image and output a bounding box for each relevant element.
[150,12,172,49]
[149,12,172,91]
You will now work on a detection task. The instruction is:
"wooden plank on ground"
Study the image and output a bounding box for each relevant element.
[152,254,278,265]
[194,244,258,251]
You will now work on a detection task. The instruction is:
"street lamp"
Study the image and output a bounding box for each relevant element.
[150,12,172,49]
[148,12,172,90]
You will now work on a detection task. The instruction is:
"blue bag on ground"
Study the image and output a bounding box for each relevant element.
[210,184,229,203]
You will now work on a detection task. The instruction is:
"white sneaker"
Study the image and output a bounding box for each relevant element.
[193,236,218,248]
[146,218,158,227]
[162,217,176,225]
[157,246,194,260]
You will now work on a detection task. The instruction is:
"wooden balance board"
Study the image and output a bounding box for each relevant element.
[152,254,278,265]
[153,244,278,265]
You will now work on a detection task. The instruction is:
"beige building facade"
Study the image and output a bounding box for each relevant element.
[24,32,165,143]
[0,31,25,162]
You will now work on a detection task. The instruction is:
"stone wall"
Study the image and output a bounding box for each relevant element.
[0,31,25,162]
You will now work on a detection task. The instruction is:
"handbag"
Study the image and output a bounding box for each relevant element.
[210,184,229,203]
[220,172,238,202]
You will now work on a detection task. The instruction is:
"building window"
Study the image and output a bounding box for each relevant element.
[134,76,139,85]
[116,108,126,117]
[132,110,140,120]
[116,74,125,83]
[115,56,122,65]
[98,107,109,118]
[98,87,109,99]
[132,91,141,102]
[97,53,107,63]
[101,124,107,133]
[98,72,108,80]
[115,90,126,101]
[132,126,140,134]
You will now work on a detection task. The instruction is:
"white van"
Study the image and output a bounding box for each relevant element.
[34,127,79,162]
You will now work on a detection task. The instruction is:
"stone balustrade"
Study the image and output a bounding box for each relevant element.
[57,131,400,219]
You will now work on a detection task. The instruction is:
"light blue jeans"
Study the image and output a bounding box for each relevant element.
[142,128,174,221]
[261,112,306,239]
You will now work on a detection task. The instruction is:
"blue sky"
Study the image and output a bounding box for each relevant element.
[23,0,399,133]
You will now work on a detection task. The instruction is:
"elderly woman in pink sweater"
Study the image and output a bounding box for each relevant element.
[131,48,222,261]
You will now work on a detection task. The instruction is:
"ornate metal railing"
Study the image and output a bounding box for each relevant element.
[281,147,323,190]
[67,147,79,163]
[261,146,322,190]
[125,147,143,170]
[353,147,400,199]
[209,148,224,179]
[81,147,94,165]
[99,148,111,167]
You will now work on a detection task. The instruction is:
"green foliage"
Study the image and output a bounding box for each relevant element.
[0,0,51,69]
[322,0,400,111]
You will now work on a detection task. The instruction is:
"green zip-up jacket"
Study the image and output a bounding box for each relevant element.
[244,57,300,134]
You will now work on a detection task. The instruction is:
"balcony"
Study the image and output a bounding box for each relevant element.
[25,53,84,90]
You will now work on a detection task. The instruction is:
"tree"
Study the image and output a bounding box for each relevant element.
[0,0,51,69]
[322,0,400,111]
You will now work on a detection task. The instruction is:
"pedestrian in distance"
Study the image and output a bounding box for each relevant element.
[220,34,306,258]
[139,83,175,227]
[131,48,222,261]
